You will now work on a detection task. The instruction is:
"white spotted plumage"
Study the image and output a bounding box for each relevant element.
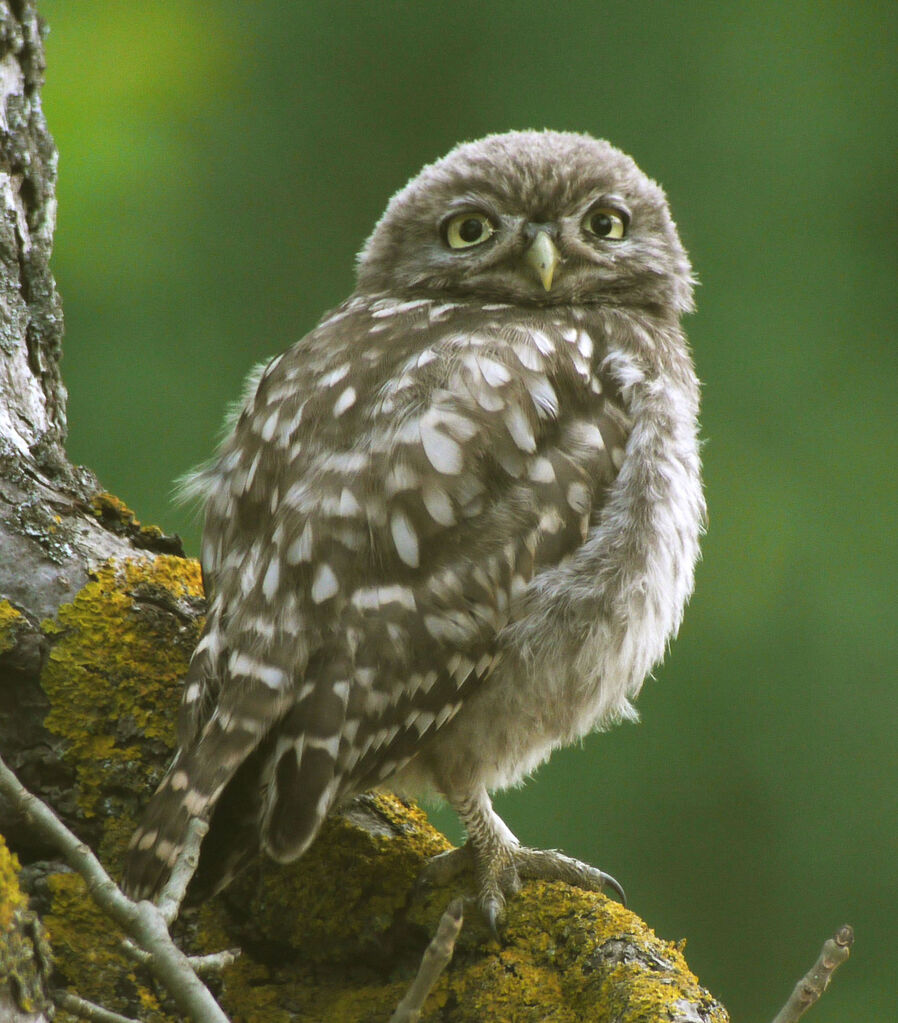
[123,131,703,920]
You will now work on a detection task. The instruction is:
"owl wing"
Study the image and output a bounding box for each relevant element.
[123,296,631,899]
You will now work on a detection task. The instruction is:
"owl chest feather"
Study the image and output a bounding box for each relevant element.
[191,297,702,800]
[202,303,695,701]
[415,307,704,794]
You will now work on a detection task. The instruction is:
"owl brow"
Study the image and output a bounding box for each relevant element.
[443,191,501,216]
[540,178,626,218]
[582,192,630,215]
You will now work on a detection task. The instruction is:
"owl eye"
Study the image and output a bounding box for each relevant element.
[443,212,496,249]
[583,207,628,240]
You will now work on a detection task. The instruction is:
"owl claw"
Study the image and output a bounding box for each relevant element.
[421,839,625,939]
[602,872,627,907]
[483,897,503,942]
[511,845,627,908]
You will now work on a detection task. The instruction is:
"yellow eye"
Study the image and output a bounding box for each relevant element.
[444,212,496,249]
[584,207,628,240]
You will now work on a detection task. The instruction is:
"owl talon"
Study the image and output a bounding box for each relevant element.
[442,790,626,939]
[469,842,626,936]
[512,845,627,906]
[483,897,504,942]
[602,872,627,906]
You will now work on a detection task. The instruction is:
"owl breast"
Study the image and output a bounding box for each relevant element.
[389,301,705,799]
[200,294,705,807]
[196,298,703,810]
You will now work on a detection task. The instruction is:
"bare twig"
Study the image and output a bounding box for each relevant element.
[390,898,464,1023]
[184,948,242,975]
[0,753,230,1023]
[770,925,854,1023]
[157,816,209,925]
[53,989,140,1023]
[125,940,241,976]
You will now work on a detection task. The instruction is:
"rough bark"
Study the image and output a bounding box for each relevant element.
[0,4,730,1020]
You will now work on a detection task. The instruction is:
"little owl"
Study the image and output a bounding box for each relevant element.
[123,130,704,929]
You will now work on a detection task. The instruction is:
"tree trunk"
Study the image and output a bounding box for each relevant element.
[0,4,730,1020]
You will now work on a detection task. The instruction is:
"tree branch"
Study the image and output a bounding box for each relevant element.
[770,925,854,1023]
[53,990,140,1023]
[156,816,209,926]
[0,752,230,1023]
[390,897,464,1023]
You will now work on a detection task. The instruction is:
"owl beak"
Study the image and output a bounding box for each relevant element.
[524,230,561,292]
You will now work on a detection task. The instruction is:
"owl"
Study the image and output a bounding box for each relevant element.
[123,130,704,929]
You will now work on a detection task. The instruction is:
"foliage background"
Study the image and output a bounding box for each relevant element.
[39,2,896,1019]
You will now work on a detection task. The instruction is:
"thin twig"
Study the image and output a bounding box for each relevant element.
[770,925,854,1023]
[157,816,208,925]
[0,753,230,1023]
[124,940,241,975]
[53,989,140,1023]
[390,897,464,1023]
[186,948,242,975]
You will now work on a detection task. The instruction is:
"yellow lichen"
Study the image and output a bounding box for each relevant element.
[89,492,173,546]
[41,556,204,826]
[0,835,27,929]
[195,792,450,975]
[0,598,27,655]
[90,491,139,525]
[44,869,173,1023]
[185,787,728,1022]
[32,554,203,1019]
[0,835,52,1015]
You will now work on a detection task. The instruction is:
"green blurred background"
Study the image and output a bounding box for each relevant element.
[39,2,896,1019]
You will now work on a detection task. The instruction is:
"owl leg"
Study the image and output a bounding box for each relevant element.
[424,787,625,937]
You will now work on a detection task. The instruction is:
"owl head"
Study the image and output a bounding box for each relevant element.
[357,130,694,316]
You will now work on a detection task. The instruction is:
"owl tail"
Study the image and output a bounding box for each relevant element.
[122,690,288,902]
[183,737,275,903]
[258,688,346,864]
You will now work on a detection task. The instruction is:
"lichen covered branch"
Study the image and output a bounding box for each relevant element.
[0,752,230,1023]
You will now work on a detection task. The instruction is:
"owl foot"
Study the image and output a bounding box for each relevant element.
[426,788,625,938]
[421,841,625,939]
[508,845,626,906]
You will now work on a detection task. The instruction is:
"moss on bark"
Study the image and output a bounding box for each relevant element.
[0,836,52,1020]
